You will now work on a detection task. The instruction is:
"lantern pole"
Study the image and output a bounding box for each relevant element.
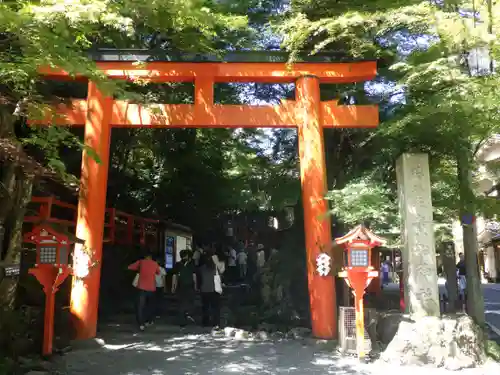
[354,286,365,358]
[42,282,55,355]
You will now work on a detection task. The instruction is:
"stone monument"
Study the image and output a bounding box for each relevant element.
[396,153,440,317]
[378,154,486,370]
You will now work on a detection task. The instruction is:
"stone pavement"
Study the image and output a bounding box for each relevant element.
[382,282,500,336]
[484,284,500,336]
[50,324,500,375]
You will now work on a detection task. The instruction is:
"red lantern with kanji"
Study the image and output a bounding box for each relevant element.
[336,225,385,360]
[24,224,73,356]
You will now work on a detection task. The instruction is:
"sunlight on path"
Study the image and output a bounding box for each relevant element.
[54,328,500,375]
[57,331,360,375]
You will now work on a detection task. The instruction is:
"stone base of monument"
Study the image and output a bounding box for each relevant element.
[377,313,486,370]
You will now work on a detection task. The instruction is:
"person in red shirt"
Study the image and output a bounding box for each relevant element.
[128,252,160,331]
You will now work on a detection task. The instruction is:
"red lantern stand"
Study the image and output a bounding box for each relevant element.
[366,250,381,296]
[24,225,72,356]
[335,225,386,360]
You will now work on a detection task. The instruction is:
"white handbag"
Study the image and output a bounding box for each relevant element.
[214,266,223,294]
[132,261,141,288]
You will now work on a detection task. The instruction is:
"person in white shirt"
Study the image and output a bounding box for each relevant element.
[193,247,202,267]
[156,264,167,289]
[153,257,167,320]
[237,250,248,280]
[256,244,266,270]
[225,245,237,282]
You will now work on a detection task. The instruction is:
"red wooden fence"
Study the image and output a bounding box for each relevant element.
[24,196,159,246]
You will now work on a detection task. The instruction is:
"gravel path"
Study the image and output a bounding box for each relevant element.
[52,325,500,375]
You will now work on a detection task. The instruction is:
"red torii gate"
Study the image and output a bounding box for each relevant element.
[34,60,379,340]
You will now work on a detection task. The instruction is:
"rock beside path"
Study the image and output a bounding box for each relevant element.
[221,327,251,340]
[379,315,486,370]
[18,356,53,373]
[286,327,312,339]
[216,325,312,342]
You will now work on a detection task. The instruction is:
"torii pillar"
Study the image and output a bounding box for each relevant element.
[70,83,113,339]
[296,76,336,338]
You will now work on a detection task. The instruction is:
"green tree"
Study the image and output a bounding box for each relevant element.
[279,0,500,325]
[0,0,250,309]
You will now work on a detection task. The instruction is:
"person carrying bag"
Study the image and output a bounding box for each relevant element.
[199,250,225,328]
[128,252,160,331]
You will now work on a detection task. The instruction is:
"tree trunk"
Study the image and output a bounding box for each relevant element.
[456,150,485,326]
[0,142,29,258]
[0,161,18,225]
[0,161,17,257]
[487,0,494,74]
[3,172,33,263]
[0,171,34,310]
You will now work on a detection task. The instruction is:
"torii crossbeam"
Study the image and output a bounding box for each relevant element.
[33,60,379,340]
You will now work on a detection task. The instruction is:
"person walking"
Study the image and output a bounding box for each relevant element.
[171,249,198,325]
[154,256,167,319]
[256,244,266,271]
[456,253,467,309]
[192,246,204,290]
[246,242,257,279]
[193,246,203,267]
[237,249,248,281]
[199,250,225,328]
[225,245,237,283]
[380,260,391,287]
[128,252,161,331]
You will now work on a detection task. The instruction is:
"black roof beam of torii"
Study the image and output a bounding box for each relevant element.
[87,49,374,63]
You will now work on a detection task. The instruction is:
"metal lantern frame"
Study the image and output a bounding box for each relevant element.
[346,240,372,269]
[24,224,71,267]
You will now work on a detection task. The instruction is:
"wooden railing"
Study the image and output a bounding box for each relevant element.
[24,196,159,246]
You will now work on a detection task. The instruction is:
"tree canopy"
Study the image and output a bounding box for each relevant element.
[278,0,500,235]
[0,0,498,245]
[1,0,306,244]
[279,0,499,325]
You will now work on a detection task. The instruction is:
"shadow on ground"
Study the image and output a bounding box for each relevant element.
[55,325,366,375]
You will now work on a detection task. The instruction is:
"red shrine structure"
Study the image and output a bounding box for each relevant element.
[25,196,161,246]
[32,59,379,340]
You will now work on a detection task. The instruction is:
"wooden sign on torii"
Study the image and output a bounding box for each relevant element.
[34,60,379,340]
